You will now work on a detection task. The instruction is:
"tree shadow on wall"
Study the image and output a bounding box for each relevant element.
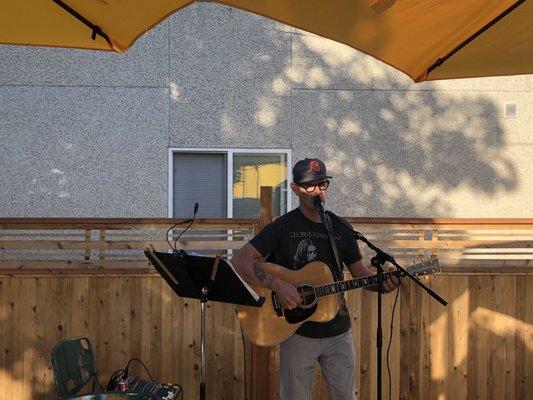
[169,2,518,218]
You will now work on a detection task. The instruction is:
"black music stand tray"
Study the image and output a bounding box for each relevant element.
[144,248,264,400]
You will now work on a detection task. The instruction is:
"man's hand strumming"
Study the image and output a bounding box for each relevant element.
[271,278,302,310]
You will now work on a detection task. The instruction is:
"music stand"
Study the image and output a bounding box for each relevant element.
[144,248,264,400]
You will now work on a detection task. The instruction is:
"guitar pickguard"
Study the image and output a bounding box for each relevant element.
[284,304,318,324]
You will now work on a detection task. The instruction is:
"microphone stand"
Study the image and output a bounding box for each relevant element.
[168,202,207,399]
[313,198,447,400]
[355,231,447,400]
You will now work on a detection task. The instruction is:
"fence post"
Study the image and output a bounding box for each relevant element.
[250,186,278,400]
[84,229,91,261]
[99,227,106,261]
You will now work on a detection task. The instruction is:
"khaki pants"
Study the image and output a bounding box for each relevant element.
[279,329,356,400]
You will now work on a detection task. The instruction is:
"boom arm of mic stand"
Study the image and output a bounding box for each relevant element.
[325,210,447,307]
[355,233,447,307]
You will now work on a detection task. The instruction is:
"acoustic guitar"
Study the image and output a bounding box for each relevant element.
[236,258,440,346]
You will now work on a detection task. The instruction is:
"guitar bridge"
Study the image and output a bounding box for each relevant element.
[271,292,283,317]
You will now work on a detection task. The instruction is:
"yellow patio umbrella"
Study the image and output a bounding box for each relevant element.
[1,0,531,82]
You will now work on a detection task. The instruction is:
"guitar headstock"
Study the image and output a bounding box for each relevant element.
[406,257,440,277]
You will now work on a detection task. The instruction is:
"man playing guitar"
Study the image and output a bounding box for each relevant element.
[232,158,400,400]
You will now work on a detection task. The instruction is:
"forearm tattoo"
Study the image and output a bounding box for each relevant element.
[253,262,274,289]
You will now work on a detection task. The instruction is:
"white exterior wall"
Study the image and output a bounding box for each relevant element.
[0,3,531,218]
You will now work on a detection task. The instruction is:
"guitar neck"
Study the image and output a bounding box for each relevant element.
[314,270,401,298]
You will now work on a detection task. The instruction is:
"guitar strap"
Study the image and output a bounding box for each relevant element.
[323,212,344,281]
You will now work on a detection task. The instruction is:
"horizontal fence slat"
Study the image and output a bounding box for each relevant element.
[376,240,533,249]
[0,240,248,250]
[2,240,530,251]
[0,260,152,269]
[0,218,258,229]
[344,217,533,226]
[104,233,251,239]
[1,218,532,276]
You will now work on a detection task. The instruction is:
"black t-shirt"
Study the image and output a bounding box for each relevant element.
[249,207,362,338]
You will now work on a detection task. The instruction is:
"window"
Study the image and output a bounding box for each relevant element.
[169,148,291,219]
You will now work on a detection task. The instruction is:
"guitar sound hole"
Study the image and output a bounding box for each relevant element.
[297,284,316,308]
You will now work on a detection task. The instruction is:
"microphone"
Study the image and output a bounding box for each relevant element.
[313,195,325,212]
[179,202,200,224]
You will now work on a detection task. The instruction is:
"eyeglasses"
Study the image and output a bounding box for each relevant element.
[298,179,330,193]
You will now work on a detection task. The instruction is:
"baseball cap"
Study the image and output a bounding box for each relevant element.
[292,158,332,184]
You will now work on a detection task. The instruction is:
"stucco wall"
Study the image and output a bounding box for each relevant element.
[0,3,531,217]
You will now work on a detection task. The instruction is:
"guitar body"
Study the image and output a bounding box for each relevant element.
[236,261,340,346]
[236,257,441,347]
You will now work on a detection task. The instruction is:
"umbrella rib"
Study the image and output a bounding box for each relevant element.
[51,0,113,47]
[426,0,527,75]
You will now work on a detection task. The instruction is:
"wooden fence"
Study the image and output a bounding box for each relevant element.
[0,213,532,399]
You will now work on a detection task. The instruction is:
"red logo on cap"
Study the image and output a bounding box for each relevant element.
[307,160,321,173]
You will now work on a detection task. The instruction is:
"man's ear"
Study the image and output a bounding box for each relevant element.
[289,182,299,195]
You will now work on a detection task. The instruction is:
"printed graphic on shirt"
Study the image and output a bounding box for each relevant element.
[289,231,341,240]
[292,238,318,270]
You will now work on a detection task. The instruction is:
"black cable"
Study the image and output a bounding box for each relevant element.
[173,219,195,253]
[387,284,401,400]
[124,358,184,398]
[124,358,154,381]
[105,368,125,391]
[166,221,187,252]
[82,373,101,394]
[169,203,199,253]
[234,306,249,400]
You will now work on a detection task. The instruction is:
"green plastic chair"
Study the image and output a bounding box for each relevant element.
[51,337,101,399]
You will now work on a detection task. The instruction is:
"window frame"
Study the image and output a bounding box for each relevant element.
[168,148,292,218]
